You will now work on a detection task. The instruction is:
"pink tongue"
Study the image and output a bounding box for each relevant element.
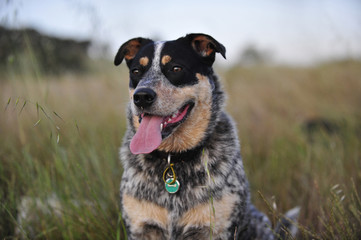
[130,115,163,154]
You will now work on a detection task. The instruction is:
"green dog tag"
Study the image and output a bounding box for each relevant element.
[165,178,180,194]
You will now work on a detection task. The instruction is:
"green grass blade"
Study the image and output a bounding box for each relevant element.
[15,97,20,107]
[53,111,64,121]
[4,97,11,112]
[34,118,41,127]
[39,105,51,120]
[1,202,31,240]
[36,101,39,117]
[75,120,80,135]
[19,100,27,115]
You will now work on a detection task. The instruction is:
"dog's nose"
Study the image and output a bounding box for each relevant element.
[133,88,157,109]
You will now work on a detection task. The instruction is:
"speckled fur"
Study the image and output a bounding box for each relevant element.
[115,34,277,240]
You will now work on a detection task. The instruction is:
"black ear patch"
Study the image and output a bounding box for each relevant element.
[186,33,226,60]
[114,37,153,66]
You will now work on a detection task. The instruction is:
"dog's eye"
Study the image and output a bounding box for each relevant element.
[172,66,182,72]
[131,69,140,75]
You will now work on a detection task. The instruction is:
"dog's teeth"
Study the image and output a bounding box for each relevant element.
[172,113,177,118]
[168,118,172,123]
[160,123,163,131]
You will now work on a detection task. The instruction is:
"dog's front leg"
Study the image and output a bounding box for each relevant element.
[121,193,169,240]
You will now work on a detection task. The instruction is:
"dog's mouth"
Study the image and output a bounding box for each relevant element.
[130,102,194,154]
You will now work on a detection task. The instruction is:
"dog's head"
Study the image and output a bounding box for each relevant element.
[115,33,226,154]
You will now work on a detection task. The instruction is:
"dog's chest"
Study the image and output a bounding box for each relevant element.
[121,186,239,240]
[120,153,242,239]
[120,155,210,208]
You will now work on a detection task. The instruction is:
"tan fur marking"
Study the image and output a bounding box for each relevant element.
[196,73,208,81]
[123,194,168,230]
[179,194,239,235]
[133,115,140,131]
[139,57,149,66]
[128,89,140,130]
[161,55,172,65]
[129,89,135,99]
[192,36,214,57]
[158,74,212,152]
[124,40,142,60]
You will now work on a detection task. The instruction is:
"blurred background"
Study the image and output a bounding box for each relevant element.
[2,0,361,66]
[1,0,360,239]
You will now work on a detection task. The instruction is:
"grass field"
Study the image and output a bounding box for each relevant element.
[1,58,360,239]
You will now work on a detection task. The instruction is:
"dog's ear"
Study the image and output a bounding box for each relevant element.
[186,33,226,63]
[114,37,153,66]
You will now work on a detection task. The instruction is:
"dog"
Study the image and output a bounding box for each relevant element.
[114,33,299,240]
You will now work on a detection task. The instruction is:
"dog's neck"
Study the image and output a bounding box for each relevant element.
[148,145,204,164]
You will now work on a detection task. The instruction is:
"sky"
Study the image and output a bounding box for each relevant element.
[1,0,361,66]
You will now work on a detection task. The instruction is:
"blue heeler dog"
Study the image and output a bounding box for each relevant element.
[114,33,299,240]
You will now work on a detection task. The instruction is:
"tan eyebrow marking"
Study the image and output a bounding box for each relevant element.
[139,57,149,66]
[161,55,171,65]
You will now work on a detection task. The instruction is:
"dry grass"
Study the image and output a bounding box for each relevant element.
[223,61,361,238]
[1,59,361,239]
